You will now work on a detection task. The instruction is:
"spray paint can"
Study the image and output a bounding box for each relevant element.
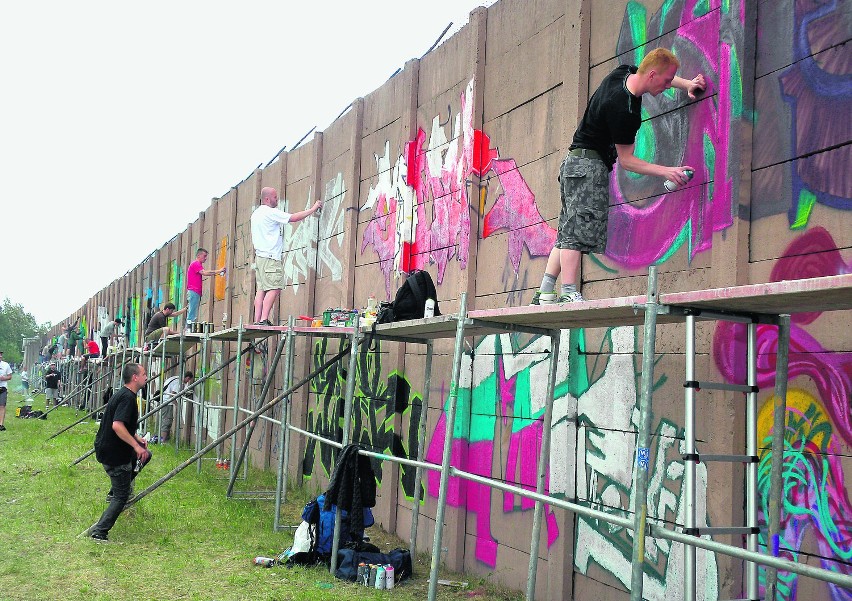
[385,564,395,589]
[375,565,386,589]
[356,563,367,585]
[664,169,694,192]
[424,298,435,318]
[369,565,378,587]
[253,556,276,567]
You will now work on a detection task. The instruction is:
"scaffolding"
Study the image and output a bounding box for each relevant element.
[69,270,852,600]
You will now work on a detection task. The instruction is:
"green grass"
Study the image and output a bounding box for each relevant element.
[0,380,521,601]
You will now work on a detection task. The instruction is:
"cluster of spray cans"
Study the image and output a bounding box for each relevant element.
[357,562,395,589]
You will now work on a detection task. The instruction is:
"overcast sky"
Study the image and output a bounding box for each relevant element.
[1,0,495,325]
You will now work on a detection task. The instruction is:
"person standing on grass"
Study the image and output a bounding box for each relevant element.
[43,362,61,407]
[88,362,150,542]
[186,248,225,328]
[0,351,11,431]
[250,186,322,326]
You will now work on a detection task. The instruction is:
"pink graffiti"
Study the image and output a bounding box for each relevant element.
[714,228,852,444]
[425,359,559,568]
[607,7,735,268]
[484,158,557,274]
[359,194,400,296]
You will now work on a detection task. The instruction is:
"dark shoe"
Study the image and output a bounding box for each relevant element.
[0,424,6,431]
[253,319,273,326]
[90,532,109,542]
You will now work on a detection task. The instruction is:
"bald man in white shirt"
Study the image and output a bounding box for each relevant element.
[250,187,321,325]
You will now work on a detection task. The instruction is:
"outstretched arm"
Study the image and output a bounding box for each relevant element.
[288,200,323,223]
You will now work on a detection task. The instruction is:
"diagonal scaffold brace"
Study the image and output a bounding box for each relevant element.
[125,343,352,507]
[67,342,256,466]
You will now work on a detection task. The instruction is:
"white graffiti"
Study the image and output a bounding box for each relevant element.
[97,306,109,335]
[316,172,346,281]
[573,327,719,600]
[281,188,318,293]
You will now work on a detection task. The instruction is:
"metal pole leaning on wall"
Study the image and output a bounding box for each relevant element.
[175,332,186,448]
[228,318,245,480]
[526,330,561,601]
[765,314,791,600]
[746,322,760,598]
[629,266,660,601]
[329,329,363,576]
[427,292,469,601]
[197,333,210,473]
[227,334,287,497]
[125,344,351,507]
[409,339,434,557]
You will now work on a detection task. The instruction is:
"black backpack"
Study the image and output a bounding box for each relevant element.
[376,270,441,324]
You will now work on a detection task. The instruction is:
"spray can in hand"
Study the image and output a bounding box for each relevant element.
[664,169,694,192]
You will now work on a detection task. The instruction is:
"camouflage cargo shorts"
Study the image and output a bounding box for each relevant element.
[555,155,610,253]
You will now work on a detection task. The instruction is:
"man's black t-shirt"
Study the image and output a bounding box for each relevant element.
[571,64,642,171]
[94,386,139,466]
[44,369,60,389]
[145,311,167,336]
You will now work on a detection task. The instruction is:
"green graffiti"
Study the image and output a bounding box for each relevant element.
[658,0,678,35]
[629,108,656,179]
[693,0,711,17]
[626,2,648,65]
[703,132,716,200]
[722,0,730,14]
[567,329,590,399]
[130,297,139,346]
[791,189,817,229]
[588,253,619,274]
[169,261,184,309]
[730,46,743,119]
[655,220,692,265]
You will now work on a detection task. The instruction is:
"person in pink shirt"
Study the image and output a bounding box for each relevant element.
[185,248,225,326]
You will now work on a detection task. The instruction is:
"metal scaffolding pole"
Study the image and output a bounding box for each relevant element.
[228,318,245,479]
[197,334,209,473]
[746,321,759,599]
[526,330,560,601]
[684,313,697,600]
[227,334,287,497]
[275,316,296,530]
[629,266,660,601]
[765,314,791,600]
[329,328,363,576]
[427,292,469,601]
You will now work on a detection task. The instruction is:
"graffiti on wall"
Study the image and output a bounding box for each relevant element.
[715,227,852,600]
[780,0,852,228]
[302,338,423,498]
[215,236,228,301]
[280,173,347,293]
[169,260,184,309]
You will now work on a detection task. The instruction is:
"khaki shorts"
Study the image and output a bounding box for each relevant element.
[255,256,283,291]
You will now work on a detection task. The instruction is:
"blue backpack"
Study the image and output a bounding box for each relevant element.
[302,494,375,557]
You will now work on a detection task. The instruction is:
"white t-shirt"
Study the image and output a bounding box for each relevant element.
[163,376,191,403]
[0,361,11,389]
[250,204,292,260]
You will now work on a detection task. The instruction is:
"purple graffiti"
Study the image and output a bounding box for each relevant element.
[607,6,735,268]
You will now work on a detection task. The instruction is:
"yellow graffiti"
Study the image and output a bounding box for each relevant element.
[214,236,227,301]
[757,389,831,456]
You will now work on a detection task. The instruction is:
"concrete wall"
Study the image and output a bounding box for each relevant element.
[48,1,851,599]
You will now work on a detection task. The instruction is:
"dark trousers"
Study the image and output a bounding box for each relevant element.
[100,337,109,356]
[92,462,134,537]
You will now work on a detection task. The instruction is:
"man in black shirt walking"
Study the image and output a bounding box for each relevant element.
[87,362,150,541]
[531,48,705,305]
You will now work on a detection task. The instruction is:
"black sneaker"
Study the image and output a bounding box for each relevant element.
[90,532,108,542]
[0,424,6,431]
